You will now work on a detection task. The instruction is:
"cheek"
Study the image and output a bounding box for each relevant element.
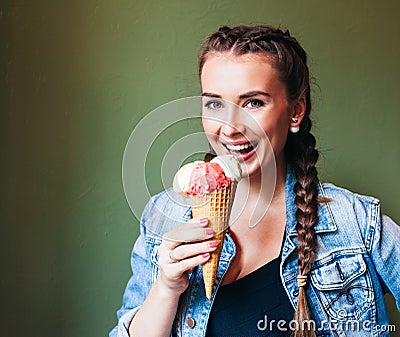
[256,114,289,148]
[202,117,218,135]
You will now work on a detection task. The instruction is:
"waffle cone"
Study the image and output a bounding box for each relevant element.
[190,182,237,299]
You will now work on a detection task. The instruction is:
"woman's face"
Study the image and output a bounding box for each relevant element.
[201,53,301,178]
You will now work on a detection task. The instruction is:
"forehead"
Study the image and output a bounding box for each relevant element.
[200,53,282,94]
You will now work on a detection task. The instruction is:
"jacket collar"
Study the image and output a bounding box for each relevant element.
[285,165,337,237]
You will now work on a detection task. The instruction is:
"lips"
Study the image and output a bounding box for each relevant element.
[222,140,258,161]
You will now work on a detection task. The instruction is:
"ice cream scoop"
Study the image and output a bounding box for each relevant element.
[173,161,202,197]
[210,155,242,181]
[173,155,242,197]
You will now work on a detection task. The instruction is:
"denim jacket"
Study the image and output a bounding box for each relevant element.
[110,167,400,337]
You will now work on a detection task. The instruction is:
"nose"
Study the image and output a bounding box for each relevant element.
[220,104,245,137]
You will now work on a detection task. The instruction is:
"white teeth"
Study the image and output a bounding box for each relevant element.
[226,143,252,151]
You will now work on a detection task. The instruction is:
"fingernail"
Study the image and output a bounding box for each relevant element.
[205,229,214,236]
[202,253,210,258]
[208,241,218,248]
[199,217,208,224]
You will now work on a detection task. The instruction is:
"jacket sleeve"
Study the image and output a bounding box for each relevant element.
[109,202,154,337]
[368,212,400,311]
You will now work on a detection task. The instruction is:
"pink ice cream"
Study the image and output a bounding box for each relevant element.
[186,162,232,197]
[173,155,242,197]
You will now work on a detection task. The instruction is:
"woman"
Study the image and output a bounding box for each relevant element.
[110,25,400,337]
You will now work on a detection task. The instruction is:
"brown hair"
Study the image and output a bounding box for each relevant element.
[199,25,319,337]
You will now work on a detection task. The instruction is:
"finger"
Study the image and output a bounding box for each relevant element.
[172,241,219,261]
[188,217,209,225]
[176,252,211,272]
[168,226,215,244]
[159,228,216,259]
[164,253,211,277]
[162,222,213,246]
[163,218,208,241]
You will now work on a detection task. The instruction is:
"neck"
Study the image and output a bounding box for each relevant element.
[231,154,287,228]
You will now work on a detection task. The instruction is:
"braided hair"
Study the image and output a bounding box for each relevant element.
[199,25,319,337]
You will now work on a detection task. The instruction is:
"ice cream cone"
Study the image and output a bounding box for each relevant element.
[173,155,242,299]
[190,182,237,299]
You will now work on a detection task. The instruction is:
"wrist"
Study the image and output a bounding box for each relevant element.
[154,278,182,301]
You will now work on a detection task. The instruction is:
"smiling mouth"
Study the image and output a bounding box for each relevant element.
[222,141,258,156]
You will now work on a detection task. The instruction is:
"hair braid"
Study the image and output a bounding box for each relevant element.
[288,114,319,337]
[199,25,320,337]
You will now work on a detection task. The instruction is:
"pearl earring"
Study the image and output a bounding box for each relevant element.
[290,118,299,133]
[290,126,300,133]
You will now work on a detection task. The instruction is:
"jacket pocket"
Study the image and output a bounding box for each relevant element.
[310,253,374,320]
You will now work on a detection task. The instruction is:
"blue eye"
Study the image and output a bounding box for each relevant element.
[245,99,265,109]
[204,100,224,110]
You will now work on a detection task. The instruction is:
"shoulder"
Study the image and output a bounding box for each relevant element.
[318,182,381,245]
[140,188,191,240]
[319,181,380,214]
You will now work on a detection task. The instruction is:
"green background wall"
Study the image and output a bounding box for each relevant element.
[1,1,399,336]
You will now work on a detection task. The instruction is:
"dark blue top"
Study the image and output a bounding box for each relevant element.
[205,253,294,337]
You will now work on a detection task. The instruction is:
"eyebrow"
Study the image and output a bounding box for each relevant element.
[201,90,271,99]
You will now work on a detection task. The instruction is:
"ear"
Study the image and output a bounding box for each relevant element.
[289,96,306,127]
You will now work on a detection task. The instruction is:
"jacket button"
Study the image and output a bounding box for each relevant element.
[186,317,196,328]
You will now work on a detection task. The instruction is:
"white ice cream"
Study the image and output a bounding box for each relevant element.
[173,161,204,196]
[210,155,242,182]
